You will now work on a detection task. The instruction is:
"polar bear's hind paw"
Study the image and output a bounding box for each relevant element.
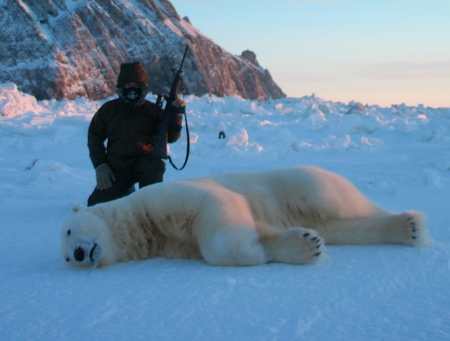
[401,211,429,247]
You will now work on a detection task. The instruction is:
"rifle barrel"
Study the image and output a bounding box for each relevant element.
[178,46,189,73]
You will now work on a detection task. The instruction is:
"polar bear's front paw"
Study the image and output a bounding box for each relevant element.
[300,229,324,258]
[262,227,327,265]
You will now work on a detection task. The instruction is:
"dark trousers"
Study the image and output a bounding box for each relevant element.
[87,156,166,206]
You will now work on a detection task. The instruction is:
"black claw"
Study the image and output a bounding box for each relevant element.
[314,252,321,257]
[412,236,417,239]
[303,233,310,237]
[311,236,318,241]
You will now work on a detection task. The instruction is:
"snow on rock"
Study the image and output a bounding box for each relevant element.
[0,0,285,101]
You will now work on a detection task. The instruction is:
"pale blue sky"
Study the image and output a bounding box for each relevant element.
[172,1,450,107]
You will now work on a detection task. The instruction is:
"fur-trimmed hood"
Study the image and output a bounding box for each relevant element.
[116,62,149,105]
[116,62,148,88]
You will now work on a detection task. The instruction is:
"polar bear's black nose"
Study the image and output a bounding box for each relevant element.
[74,247,85,262]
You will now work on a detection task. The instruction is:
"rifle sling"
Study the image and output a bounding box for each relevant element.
[168,111,190,170]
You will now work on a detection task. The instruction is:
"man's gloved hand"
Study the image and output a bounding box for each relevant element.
[95,163,116,190]
[172,94,186,108]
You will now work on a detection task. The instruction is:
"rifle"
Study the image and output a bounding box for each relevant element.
[153,45,190,170]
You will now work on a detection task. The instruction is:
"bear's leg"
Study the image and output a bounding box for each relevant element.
[198,225,268,266]
[317,210,429,246]
[259,226,326,265]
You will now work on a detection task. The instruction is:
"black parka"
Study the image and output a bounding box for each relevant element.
[88,98,183,171]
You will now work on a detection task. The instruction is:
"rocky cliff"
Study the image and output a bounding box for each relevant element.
[0,0,285,101]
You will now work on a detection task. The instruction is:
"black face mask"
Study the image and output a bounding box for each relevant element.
[123,86,142,102]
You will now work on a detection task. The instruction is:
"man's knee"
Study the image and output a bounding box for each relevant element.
[87,171,135,206]
[88,189,108,206]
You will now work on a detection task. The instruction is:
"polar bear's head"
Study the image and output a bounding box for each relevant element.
[60,204,115,267]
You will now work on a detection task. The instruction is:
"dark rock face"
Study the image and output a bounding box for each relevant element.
[0,0,285,101]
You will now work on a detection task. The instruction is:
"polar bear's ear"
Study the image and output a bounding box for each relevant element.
[71,203,86,214]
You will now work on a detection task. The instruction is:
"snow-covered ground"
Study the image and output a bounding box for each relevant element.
[1,82,449,340]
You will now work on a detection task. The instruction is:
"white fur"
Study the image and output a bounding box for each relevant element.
[60,166,429,268]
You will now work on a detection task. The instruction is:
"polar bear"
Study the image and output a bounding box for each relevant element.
[60,166,429,268]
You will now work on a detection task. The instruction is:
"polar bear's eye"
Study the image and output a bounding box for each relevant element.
[65,257,70,262]
[67,229,71,236]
